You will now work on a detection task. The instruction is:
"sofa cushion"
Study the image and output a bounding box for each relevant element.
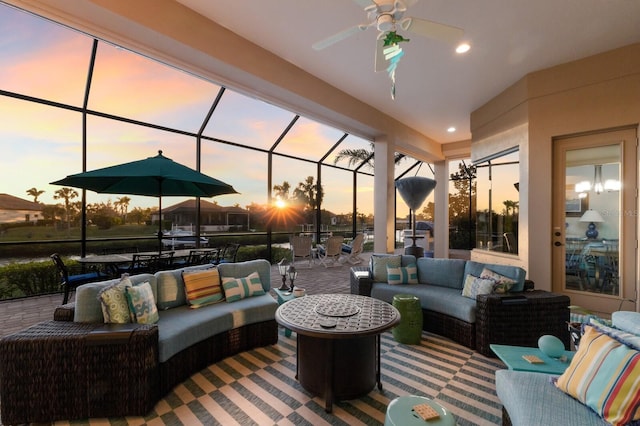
[155,264,214,310]
[125,281,159,324]
[416,257,466,289]
[387,263,418,285]
[182,268,224,308]
[371,283,477,323]
[156,293,277,362]
[464,261,526,292]
[98,275,132,323]
[496,370,609,426]
[612,311,640,336]
[555,325,640,425]
[461,274,495,299]
[222,271,265,303]
[75,274,156,323]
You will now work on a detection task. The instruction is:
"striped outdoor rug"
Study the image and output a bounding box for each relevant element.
[55,330,505,426]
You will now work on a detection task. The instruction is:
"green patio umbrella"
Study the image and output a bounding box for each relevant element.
[51,150,238,252]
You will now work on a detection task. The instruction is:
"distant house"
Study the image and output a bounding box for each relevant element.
[0,194,43,224]
[152,199,249,232]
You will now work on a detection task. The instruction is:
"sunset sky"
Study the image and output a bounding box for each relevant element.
[0,3,437,219]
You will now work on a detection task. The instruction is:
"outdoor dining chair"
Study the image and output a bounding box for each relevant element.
[212,243,240,265]
[186,249,216,266]
[51,253,110,304]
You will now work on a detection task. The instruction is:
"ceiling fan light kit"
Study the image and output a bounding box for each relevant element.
[312,0,465,99]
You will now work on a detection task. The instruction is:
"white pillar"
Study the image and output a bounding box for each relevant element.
[433,160,450,258]
[373,139,395,253]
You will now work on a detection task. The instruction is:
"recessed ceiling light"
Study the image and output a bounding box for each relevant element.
[447,127,456,133]
[456,43,471,54]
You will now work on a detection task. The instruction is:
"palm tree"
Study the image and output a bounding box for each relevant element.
[26,187,44,203]
[115,196,131,223]
[333,142,405,170]
[273,181,291,201]
[53,187,78,230]
[293,176,323,213]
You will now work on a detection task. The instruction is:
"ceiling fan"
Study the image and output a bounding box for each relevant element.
[312,0,465,71]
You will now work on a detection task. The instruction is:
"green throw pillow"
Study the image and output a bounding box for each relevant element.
[98,275,132,323]
[371,255,402,282]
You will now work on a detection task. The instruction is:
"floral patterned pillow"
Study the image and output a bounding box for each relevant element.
[98,275,132,323]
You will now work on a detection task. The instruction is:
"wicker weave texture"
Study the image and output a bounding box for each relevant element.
[0,321,158,424]
[476,291,570,357]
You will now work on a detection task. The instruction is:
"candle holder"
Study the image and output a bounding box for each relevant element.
[287,265,298,292]
[277,258,290,291]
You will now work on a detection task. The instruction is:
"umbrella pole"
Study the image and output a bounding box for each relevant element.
[158,189,163,254]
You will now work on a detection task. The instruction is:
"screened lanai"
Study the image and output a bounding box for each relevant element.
[0,3,443,266]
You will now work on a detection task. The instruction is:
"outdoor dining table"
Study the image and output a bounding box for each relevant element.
[77,248,218,277]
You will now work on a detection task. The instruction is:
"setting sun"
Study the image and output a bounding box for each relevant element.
[275,199,286,209]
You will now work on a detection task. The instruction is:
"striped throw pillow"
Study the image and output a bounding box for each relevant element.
[555,325,640,425]
[221,271,265,303]
[387,263,418,285]
[182,268,224,309]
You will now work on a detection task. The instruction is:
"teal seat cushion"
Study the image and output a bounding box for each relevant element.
[371,283,476,323]
[157,293,277,362]
[464,261,526,292]
[415,257,466,289]
[496,370,608,426]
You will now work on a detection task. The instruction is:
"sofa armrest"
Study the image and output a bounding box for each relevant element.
[524,279,535,290]
[54,302,76,321]
[350,266,373,296]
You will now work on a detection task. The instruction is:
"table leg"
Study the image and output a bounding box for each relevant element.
[325,339,334,413]
[376,334,382,390]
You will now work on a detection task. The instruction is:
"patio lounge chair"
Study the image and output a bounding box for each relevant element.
[341,233,365,265]
[317,235,345,268]
[290,235,313,268]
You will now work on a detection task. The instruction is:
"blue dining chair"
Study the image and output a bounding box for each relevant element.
[51,253,109,304]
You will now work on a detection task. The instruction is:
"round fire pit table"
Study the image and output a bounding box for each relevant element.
[275,293,400,412]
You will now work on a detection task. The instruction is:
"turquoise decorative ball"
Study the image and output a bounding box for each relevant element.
[538,335,565,358]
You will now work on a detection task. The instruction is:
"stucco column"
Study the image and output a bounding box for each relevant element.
[433,160,449,258]
[373,139,395,253]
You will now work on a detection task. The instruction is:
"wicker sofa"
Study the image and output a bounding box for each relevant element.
[0,259,278,424]
[350,254,570,354]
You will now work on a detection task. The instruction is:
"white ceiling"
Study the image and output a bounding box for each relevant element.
[175,0,640,144]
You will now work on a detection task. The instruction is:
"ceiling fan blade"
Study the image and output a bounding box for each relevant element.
[353,0,376,8]
[401,17,464,44]
[312,24,369,50]
[374,36,386,72]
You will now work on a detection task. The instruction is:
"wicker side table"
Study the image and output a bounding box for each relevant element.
[475,291,570,357]
[0,321,159,424]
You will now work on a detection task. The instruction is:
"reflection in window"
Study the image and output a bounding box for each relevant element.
[475,151,519,254]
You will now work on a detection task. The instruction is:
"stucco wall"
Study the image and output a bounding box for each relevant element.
[470,43,640,292]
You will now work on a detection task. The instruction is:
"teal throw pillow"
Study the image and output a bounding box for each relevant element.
[387,263,418,285]
[125,281,159,324]
[222,271,265,303]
